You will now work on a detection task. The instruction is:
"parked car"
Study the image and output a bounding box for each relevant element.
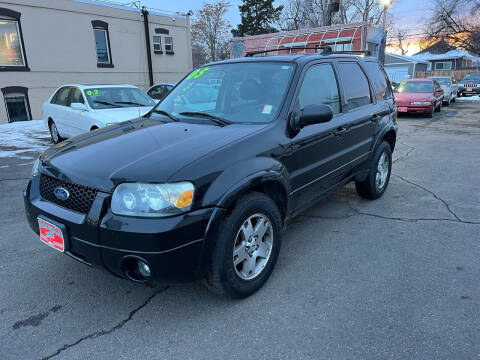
[43,84,156,143]
[146,83,175,101]
[428,76,457,105]
[458,73,480,97]
[394,78,444,118]
[25,53,397,298]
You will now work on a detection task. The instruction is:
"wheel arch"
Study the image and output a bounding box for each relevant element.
[382,129,397,152]
[197,169,290,280]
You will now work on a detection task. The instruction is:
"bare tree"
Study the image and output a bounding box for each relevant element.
[191,1,232,63]
[279,0,304,30]
[278,0,389,32]
[343,0,386,25]
[425,0,480,55]
[387,27,411,55]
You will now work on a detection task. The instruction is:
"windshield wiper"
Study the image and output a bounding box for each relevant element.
[152,109,179,122]
[179,112,231,126]
[93,100,121,107]
[115,101,150,106]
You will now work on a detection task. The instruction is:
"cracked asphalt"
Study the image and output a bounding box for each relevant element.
[1,101,479,360]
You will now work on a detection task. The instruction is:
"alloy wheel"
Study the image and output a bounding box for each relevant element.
[233,213,274,281]
[375,152,390,191]
[50,123,59,143]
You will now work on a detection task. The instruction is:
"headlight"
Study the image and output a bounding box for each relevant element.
[31,159,40,177]
[411,101,431,105]
[111,182,195,217]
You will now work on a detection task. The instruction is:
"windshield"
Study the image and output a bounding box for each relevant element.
[394,81,434,93]
[84,87,155,109]
[431,78,451,86]
[151,62,295,124]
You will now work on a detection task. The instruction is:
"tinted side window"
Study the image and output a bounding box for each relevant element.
[70,88,85,104]
[363,61,392,100]
[298,64,340,114]
[338,62,371,111]
[54,87,71,106]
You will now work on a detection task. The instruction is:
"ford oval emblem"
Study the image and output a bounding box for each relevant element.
[54,187,70,201]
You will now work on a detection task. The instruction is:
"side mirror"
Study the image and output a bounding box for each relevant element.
[290,104,333,131]
[71,102,87,111]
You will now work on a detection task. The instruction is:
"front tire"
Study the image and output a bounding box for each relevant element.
[355,141,392,200]
[49,120,64,144]
[205,192,282,298]
[435,100,442,112]
[443,95,451,106]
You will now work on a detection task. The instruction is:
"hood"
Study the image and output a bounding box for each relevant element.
[93,106,153,124]
[394,92,434,103]
[40,119,261,191]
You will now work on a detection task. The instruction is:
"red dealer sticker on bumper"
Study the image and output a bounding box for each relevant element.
[398,107,408,112]
[38,218,65,252]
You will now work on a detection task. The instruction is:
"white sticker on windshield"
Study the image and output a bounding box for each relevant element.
[262,105,273,114]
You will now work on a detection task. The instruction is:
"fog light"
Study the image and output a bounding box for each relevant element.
[138,261,151,277]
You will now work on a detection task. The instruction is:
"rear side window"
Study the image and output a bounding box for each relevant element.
[297,64,340,114]
[53,87,71,106]
[363,61,392,100]
[337,62,371,111]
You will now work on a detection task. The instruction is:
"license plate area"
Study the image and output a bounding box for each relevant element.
[398,107,408,112]
[467,87,473,92]
[38,217,66,252]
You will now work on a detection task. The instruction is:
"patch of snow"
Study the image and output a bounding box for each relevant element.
[412,49,478,62]
[456,95,480,101]
[0,120,51,159]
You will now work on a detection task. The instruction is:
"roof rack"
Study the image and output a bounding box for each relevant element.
[245,45,371,57]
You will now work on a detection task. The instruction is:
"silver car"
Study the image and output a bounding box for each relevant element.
[428,76,458,106]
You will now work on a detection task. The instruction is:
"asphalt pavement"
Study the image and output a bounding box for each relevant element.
[1,100,479,360]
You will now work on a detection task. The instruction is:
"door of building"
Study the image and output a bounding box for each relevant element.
[4,95,30,122]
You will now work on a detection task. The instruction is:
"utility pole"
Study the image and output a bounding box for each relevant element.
[328,0,340,26]
[380,0,392,29]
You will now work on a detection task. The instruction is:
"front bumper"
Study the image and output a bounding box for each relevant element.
[24,176,220,283]
[458,86,480,95]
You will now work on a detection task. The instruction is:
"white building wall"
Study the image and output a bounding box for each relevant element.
[0,0,193,123]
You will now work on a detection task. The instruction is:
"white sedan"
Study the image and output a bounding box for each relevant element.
[43,84,156,143]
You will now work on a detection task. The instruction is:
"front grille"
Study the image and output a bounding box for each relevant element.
[463,83,478,88]
[39,174,98,214]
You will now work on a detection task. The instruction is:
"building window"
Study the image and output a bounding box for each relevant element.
[91,20,113,68]
[153,36,162,54]
[0,7,29,71]
[2,86,31,122]
[165,36,174,54]
[434,61,452,70]
[334,43,353,52]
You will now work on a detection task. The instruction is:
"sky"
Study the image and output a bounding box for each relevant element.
[141,0,429,54]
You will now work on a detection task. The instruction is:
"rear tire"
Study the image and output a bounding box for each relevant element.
[49,120,64,144]
[355,141,392,200]
[205,192,282,298]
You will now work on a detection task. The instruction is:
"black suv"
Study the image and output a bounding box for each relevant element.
[25,53,397,298]
[458,73,480,96]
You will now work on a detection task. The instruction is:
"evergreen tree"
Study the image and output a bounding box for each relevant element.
[231,0,284,37]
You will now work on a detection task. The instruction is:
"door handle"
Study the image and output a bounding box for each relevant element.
[335,126,348,137]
